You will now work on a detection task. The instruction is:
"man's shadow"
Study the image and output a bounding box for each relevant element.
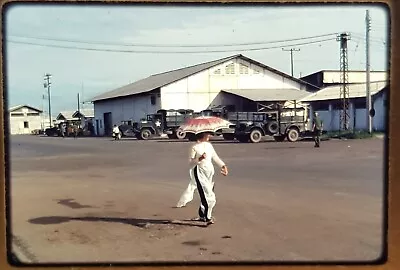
[28,216,208,228]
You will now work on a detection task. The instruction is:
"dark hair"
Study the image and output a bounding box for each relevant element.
[196,132,212,141]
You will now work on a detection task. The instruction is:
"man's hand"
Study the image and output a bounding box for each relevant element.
[221,165,228,176]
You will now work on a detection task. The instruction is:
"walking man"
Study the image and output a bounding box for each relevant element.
[313,112,322,148]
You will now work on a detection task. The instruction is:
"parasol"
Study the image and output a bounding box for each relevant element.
[178,116,233,134]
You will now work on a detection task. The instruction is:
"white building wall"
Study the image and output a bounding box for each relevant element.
[324,71,387,84]
[313,93,386,132]
[161,58,305,111]
[94,94,161,136]
[9,107,42,135]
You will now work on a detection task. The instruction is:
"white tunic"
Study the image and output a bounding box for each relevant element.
[188,141,225,171]
[176,141,225,217]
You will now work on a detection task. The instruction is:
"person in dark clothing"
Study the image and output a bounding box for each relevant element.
[312,112,322,148]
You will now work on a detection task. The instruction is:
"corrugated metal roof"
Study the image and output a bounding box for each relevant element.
[57,111,78,121]
[9,104,43,113]
[221,88,312,102]
[91,54,318,102]
[300,81,388,102]
[92,55,240,102]
[72,109,94,118]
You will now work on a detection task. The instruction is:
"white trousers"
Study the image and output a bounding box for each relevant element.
[177,165,216,220]
[176,168,215,208]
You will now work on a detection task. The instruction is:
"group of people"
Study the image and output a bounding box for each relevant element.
[59,123,79,139]
[174,112,323,225]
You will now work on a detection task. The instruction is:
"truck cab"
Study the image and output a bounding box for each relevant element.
[135,109,195,140]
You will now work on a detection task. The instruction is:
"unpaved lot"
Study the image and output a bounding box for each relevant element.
[9,135,385,264]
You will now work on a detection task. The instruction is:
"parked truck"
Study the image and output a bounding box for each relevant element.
[204,104,314,143]
[133,109,199,140]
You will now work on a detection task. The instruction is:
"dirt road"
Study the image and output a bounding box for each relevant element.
[8,135,385,264]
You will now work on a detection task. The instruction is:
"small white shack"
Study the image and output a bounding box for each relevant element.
[8,105,43,135]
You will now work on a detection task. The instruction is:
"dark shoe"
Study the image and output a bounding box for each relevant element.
[191,217,206,222]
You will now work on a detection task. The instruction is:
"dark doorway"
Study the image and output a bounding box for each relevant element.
[103,112,112,136]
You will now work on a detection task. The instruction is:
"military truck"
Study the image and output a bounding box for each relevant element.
[134,109,198,140]
[228,104,312,143]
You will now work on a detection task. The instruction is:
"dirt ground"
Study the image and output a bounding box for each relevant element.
[8,135,386,264]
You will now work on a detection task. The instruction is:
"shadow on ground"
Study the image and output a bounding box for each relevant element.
[28,216,209,228]
[55,199,95,209]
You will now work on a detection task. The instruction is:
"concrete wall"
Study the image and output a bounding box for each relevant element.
[311,92,387,132]
[93,93,161,136]
[161,58,305,112]
[9,107,42,135]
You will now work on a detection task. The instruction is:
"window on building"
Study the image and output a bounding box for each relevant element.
[254,68,260,74]
[150,95,156,105]
[214,69,221,75]
[24,121,29,128]
[100,120,103,128]
[239,63,249,74]
[225,63,235,74]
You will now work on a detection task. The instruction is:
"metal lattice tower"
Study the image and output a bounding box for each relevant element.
[336,33,351,131]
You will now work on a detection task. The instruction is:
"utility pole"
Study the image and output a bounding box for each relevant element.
[366,10,372,133]
[282,48,300,77]
[81,82,85,110]
[43,73,52,128]
[336,32,351,131]
[77,93,81,128]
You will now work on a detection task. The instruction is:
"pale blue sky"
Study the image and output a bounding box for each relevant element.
[5,3,389,114]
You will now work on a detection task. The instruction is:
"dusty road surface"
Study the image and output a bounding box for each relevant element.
[8,135,386,264]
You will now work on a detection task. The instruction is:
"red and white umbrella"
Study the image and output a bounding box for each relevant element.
[178,116,233,134]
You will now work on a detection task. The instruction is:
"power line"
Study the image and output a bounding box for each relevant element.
[7,32,339,48]
[7,37,336,54]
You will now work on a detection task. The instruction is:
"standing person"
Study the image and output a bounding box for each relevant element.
[60,123,66,138]
[186,132,228,224]
[312,112,323,148]
[112,124,121,140]
[73,126,78,139]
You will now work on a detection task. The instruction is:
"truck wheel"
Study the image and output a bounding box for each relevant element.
[287,128,299,142]
[266,121,279,134]
[223,134,235,140]
[176,130,186,140]
[249,129,262,143]
[273,135,285,142]
[140,129,152,140]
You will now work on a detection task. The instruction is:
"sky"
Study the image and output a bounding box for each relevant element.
[4,3,390,115]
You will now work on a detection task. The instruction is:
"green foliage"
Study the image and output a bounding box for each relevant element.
[324,130,383,139]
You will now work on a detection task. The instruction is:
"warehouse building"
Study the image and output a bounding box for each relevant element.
[8,105,43,135]
[300,81,388,131]
[91,54,317,136]
[300,70,388,88]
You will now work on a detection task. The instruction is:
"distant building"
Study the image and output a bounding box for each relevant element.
[56,111,78,123]
[8,105,43,135]
[91,54,317,136]
[72,108,94,130]
[300,81,388,132]
[300,70,388,88]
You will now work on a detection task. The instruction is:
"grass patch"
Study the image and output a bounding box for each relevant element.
[324,130,384,139]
